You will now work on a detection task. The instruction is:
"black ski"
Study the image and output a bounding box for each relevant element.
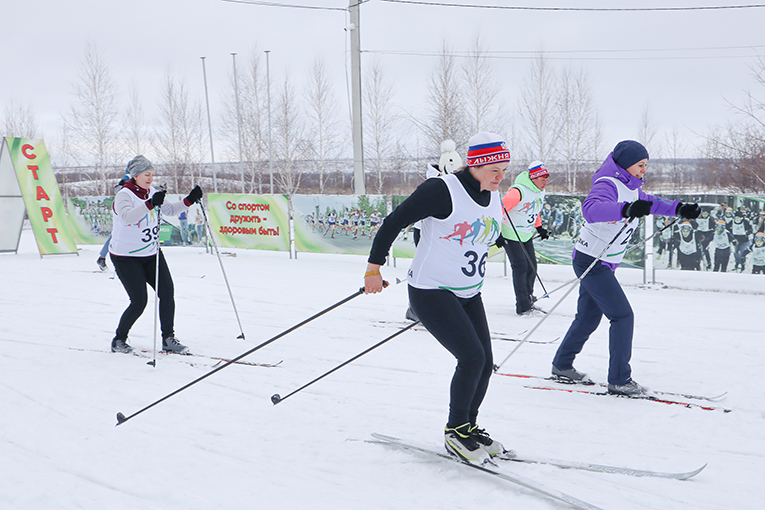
[371,433,605,510]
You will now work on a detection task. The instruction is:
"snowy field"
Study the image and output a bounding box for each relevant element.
[1,226,764,510]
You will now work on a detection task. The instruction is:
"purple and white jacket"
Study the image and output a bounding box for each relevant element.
[574,153,679,270]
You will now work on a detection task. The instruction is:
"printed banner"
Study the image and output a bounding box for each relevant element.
[5,138,77,255]
[67,196,115,245]
[206,194,290,251]
[652,195,765,273]
[292,194,387,255]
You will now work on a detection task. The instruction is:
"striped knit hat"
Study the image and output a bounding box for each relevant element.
[466,132,510,167]
[528,161,549,180]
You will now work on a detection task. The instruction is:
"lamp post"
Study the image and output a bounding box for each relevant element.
[200,56,218,193]
[265,50,274,194]
[232,52,245,193]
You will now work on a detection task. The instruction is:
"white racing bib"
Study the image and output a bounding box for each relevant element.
[110,189,160,257]
[408,174,502,298]
[576,176,639,266]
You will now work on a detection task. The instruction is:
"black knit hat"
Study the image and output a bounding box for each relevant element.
[613,140,649,170]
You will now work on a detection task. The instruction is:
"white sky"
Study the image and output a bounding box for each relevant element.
[3,0,765,161]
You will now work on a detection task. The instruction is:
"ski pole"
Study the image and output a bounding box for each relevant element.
[149,184,167,367]
[493,220,633,372]
[271,320,420,405]
[501,204,549,298]
[199,199,246,340]
[115,283,387,426]
[149,205,162,367]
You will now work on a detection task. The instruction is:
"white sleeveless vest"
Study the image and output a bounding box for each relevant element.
[751,244,765,266]
[110,188,160,257]
[576,176,639,266]
[713,230,731,250]
[678,234,698,255]
[408,174,502,298]
[501,184,545,242]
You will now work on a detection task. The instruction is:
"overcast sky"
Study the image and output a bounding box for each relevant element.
[3,0,765,162]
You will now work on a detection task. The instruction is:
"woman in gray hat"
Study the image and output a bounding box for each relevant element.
[109,155,203,354]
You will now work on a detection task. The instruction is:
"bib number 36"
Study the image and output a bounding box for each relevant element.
[461,250,488,277]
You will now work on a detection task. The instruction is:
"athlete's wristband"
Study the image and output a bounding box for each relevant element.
[364,271,381,277]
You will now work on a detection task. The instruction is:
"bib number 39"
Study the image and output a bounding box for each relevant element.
[461,250,488,277]
[141,225,160,243]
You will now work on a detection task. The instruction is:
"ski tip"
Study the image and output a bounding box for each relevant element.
[679,463,707,480]
[270,394,282,405]
[116,412,127,426]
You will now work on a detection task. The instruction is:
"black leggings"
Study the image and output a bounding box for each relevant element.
[111,251,175,340]
[503,239,537,313]
[408,286,493,428]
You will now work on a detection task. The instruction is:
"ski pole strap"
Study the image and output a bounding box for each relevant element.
[365,270,381,277]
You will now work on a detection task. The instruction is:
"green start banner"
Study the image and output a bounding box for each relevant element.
[206,193,290,251]
[2,138,76,255]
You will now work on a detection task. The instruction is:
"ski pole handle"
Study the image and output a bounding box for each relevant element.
[359,280,389,293]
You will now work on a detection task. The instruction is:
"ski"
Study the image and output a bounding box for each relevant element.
[0,338,281,369]
[130,349,283,368]
[495,371,727,402]
[494,452,706,480]
[523,384,732,413]
[371,433,604,510]
[373,321,558,344]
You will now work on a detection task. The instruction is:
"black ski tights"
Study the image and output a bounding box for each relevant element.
[111,251,175,340]
[408,286,493,428]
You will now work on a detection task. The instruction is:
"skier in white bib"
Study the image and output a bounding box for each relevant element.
[109,155,203,355]
[365,132,509,465]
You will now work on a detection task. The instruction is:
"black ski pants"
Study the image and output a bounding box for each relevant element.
[408,286,493,429]
[503,239,537,314]
[111,251,175,340]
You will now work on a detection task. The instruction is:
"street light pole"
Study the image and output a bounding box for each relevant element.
[349,0,365,195]
[265,50,274,195]
[200,56,218,193]
[232,52,245,194]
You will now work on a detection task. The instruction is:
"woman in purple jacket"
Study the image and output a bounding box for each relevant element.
[551,140,700,396]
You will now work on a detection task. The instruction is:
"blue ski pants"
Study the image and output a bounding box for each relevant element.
[552,251,634,386]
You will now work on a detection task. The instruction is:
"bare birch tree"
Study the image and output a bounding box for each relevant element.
[462,35,506,136]
[518,52,559,162]
[273,73,305,196]
[3,100,39,138]
[637,104,659,155]
[65,43,120,195]
[154,72,207,193]
[123,83,150,160]
[220,51,268,193]
[422,42,468,154]
[364,59,397,195]
[557,67,600,192]
[305,58,344,194]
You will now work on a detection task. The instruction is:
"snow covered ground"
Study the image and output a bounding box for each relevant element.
[1,227,764,510]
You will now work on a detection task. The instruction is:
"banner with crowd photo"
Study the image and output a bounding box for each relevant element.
[0,138,77,256]
[650,194,765,274]
[206,193,290,251]
[292,194,387,255]
[67,196,115,245]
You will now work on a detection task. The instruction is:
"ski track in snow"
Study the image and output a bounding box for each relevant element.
[1,228,764,510]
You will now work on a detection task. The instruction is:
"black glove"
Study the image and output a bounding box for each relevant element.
[622,199,653,219]
[185,185,203,205]
[536,226,550,240]
[494,235,508,248]
[148,190,166,208]
[677,202,701,219]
